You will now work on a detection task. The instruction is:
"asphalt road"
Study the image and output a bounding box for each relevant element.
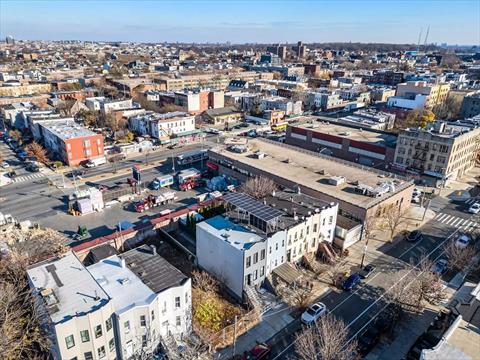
[268,188,480,359]
[0,142,211,239]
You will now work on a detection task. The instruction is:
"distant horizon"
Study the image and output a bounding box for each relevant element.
[1,1,479,45]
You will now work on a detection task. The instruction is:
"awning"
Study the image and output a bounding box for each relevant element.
[272,263,303,285]
[206,161,219,170]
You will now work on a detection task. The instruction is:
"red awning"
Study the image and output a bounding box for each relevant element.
[206,161,219,170]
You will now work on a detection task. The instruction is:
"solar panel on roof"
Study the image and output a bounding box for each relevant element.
[224,192,284,222]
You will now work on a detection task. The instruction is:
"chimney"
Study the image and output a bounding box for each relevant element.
[150,245,157,256]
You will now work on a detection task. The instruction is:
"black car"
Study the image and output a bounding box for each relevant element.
[406,230,423,242]
[25,163,40,172]
[359,264,376,279]
[357,326,381,356]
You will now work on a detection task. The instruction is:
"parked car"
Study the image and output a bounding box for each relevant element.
[1,161,10,168]
[241,343,271,360]
[342,273,361,291]
[468,202,480,214]
[430,259,448,275]
[406,230,423,242]
[301,302,327,325]
[25,162,40,172]
[455,234,471,249]
[411,194,421,203]
[359,264,376,279]
[18,151,28,160]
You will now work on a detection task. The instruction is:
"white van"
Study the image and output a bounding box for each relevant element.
[84,156,107,168]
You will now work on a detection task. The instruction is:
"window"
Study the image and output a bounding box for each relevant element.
[109,338,115,352]
[140,315,146,327]
[70,357,78,360]
[175,296,181,308]
[311,239,316,248]
[322,218,326,226]
[313,224,318,233]
[300,230,304,238]
[253,270,258,280]
[275,243,279,250]
[269,246,272,254]
[328,216,333,225]
[430,153,435,161]
[162,300,167,313]
[94,325,102,338]
[260,266,265,277]
[142,335,147,347]
[260,249,265,260]
[253,253,258,264]
[65,335,75,349]
[176,316,181,327]
[124,321,130,334]
[306,226,309,235]
[84,352,93,360]
[67,143,71,150]
[246,256,251,268]
[151,310,155,321]
[281,256,284,263]
[84,139,91,147]
[97,346,106,359]
[80,330,90,343]
[106,318,112,332]
[396,157,404,164]
[281,239,285,247]
[185,292,188,304]
[275,260,278,267]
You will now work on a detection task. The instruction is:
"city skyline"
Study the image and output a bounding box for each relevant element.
[1,0,479,45]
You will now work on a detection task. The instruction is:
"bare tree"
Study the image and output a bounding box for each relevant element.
[9,129,22,143]
[192,270,219,293]
[327,260,348,287]
[444,241,479,276]
[240,176,277,200]
[360,214,379,267]
[25,142,49,164]
[0,226,67,359]
[289,283,313,309]
[295,313,358,360]
[378,204,407,240]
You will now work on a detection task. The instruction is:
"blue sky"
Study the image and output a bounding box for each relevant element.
[1,0,479,44]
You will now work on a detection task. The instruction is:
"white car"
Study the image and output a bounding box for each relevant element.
[468,202,480,214]
[455,234,471,249]
[1,161,10,169]
[301,302,327,325]
[411,195,421,203]
[412,188,422,197]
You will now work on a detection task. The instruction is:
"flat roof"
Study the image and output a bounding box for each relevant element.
[197,215,265,251]
[121,245,188,294]
[211,138,410,208]
[88,255,156,315]
[292,121,397,148]
[42,120,97,140]
[27,252,110,325]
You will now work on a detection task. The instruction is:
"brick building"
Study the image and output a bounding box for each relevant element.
[40,119,104,166]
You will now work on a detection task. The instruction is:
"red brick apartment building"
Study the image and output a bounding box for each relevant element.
[40,120,104,166]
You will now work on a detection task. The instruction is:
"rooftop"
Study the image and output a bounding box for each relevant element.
[211,138,410,208]
[121,245,189,294]
[41,119,97,140]
[87,255,156,315]
[27,252,110,325]
[291,121,397,148]
[197,215,265,251]
[204,106,243,117]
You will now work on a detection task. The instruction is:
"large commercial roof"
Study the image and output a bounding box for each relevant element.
[210,138,411,208]
[291,121,397,148]
[27,252,110,324]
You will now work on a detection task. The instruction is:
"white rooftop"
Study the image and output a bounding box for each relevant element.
[197,216,264,251]
[88,255,157,315]
[27,252,110,325]
[42,119,97,140]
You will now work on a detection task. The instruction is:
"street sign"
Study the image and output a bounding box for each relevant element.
[132,165,141,182]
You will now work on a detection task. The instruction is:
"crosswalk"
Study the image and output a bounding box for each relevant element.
[12,173,45,183]
[464,197,479,205]
[434,213,477,231]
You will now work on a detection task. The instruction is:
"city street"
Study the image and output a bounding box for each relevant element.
[0,141,212,239]
[267,186,480,359]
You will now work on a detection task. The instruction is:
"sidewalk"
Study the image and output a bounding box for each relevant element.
[365,278,459,360]
[216,303,295,359]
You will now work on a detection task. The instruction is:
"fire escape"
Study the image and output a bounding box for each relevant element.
[412,141,429,172]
